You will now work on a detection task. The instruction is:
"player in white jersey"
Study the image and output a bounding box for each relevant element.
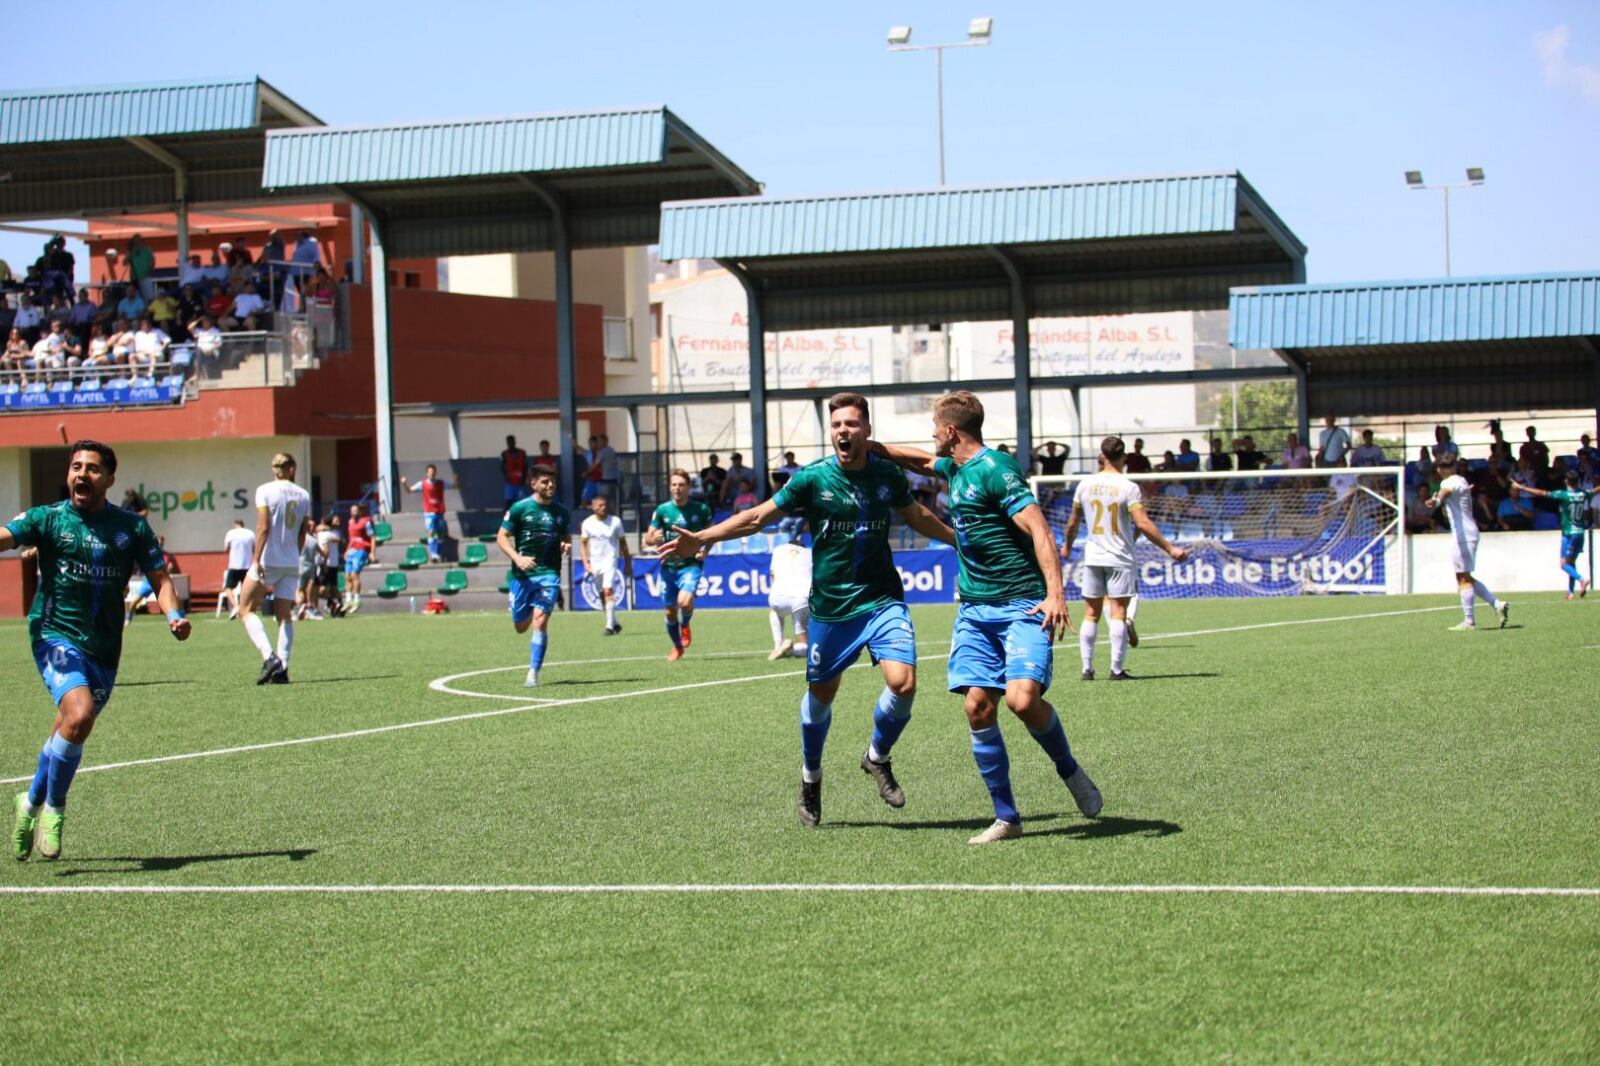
[237,452,310,683]
[1061,436,1188,681]
[578,495,630,635]
[767,531,812,661]
[216,519,256,618]
[1425,458,1508,630]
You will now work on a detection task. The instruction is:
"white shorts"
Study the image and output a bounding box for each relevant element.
[254,565,299,601]
[587,563,617,591]
[1082,564,1137,599]
[770,592,809,628]
[1450,530,1479,574]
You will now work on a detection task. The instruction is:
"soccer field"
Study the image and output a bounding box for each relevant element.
[2,595,1597,1062]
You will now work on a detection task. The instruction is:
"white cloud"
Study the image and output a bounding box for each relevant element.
[1532,25,1600,108]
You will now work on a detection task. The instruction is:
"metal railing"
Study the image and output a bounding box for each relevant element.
[0,359,197,409]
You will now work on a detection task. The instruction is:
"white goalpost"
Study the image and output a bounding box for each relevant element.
[1030,466,1409,599]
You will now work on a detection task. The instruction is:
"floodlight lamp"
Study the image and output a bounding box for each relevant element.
[968,17,993,39]
[1404,170,1424,187]
[888,25,913,45]
[1465,167,1485,183]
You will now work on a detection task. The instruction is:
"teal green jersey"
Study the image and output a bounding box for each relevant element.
[934,448,1046,604]
[501,496,570,578]
[772,456,913,623]
[650,499,714,571]
[6,501,164,667]
[1550,489,1593,536]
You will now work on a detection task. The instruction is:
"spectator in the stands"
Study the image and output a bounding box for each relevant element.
[33,320,81,370]
[532,439,557,472]
[82,323,112,369]
[179,255,209,288]
[1578,433,1598,470]
[1497,475,1535,530]
[1431,425,1459,463]
[1175,438,1201,472]
[262,230,286,265]
[581,434,605,502]
[1282,432,1312,469]
[127,234,156,300]
[722,452,753,506]
[204,284,230,321]
[305,266,335,304]
[177,284,205,326]
[595,434,620,498]
[98,247,124,301]
[501,435,529,505]
[773,450,802,489]
[1125,438,1153,473]
[69,288,96,334]
[224,282,267,329]
[699,454,727,502]
[1519,426,1550,479]
[291,229,325,276]
[1033,441,1069,476]
[130,316,170,375]
[1156,450,1178,472]
[147,286,181,337]
[46,293,72,329]
[116,285,146,323]
[1316,414,1351,467]
[3,327,32,381]
[227,246,254,295]
[1476,460,1509,527]
[1486,441,1514,477]
[107,317,137,365]
[1207,437,1232,472]
[1350,429,1387,467]
[732,478,759,512]
[188,315,223,366]
[12,294,43,340]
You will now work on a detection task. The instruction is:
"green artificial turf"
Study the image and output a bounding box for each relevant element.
[2,594,1596,1062]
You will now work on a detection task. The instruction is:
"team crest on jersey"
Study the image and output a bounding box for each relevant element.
[820,490,835,500]
[876,485,891,501]
[114,532,130,548]
[963,485,979,500]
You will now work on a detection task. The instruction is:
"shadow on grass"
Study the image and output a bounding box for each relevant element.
[276,675,400,685]
[545,677,648,687]
[54,848,316,876]
[828,814,1182,840]
[1109,672,1221,681]
[115,679,196,688]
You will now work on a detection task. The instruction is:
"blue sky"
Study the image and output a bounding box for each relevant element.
[4,0,1597,284]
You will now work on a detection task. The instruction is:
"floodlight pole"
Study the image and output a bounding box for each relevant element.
[890,36,990,185]
[1408,177,1482,277]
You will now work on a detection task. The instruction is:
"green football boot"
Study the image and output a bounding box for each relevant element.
[37,808,64,861]
[12,792,36,862]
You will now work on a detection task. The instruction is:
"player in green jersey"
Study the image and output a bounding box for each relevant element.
[660,392,955,828]
[1511,469,1593,598]
[5,440,191,861]
[642,470,713,661]
[497,468,571,687]
[875,391,1102,844]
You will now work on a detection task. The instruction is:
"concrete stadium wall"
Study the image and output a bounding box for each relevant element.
[1398,530,1592,594]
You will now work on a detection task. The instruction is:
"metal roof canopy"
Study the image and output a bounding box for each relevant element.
[260,105,760,510]
[1230,273,1600,426]
[0,78,322,222]
[658,171,1305,484]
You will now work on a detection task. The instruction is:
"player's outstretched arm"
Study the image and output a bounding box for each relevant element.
[0,527,15,553]
[1131,505,1189,561]
[1010,503,1073,636]
[146,569,191,640]
[895,501,956,546]
[869,440,938,477]
[1511,482,1550,500]
[662,499,781,560]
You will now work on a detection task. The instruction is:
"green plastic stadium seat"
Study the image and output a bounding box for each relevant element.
[497,568,514,593]
[477,533,498,542]
[378,571,408,598]
[337,572,347,593]
[372,521,393,545]
[400,545,427,570]
[440,569,469,594]
[461,543,488,567]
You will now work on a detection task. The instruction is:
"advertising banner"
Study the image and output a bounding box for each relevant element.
[1,383,183,411]
[1062,537,1386,598]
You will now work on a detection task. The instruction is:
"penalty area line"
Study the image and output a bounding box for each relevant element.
[0,882,1595,898]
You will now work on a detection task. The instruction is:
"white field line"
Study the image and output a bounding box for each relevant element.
[0,882,1595,898]
[0,603,1459,785]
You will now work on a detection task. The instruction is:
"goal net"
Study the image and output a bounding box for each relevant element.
[1030,467,1406,599]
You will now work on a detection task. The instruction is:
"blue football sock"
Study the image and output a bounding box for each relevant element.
[26,741,50,808]
[528,631,548,671]
[666,621,682,649]
[1561,562,1583,588]
[799,692,833,777]
[1028,709,1080,781]
[45,732,84,811]
[869,687,913,761]
[969,726,1018,824]
[681,605,694,626]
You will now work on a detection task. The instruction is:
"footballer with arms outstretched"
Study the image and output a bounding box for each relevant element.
[1425,457,1508,630]
[875,391,1102,844]
[661,392,955,828]
[1062,436,1189,681]
[6,440,190,861]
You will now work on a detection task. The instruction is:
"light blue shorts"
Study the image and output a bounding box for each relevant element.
[424,513,447,538]
[660,564,703,603]
[33,639,117,714]
[1560,533,1584,560]
[345,549,370,574]
[806,601,917,685]
[947,600,1053,694]
[509,573,560,624]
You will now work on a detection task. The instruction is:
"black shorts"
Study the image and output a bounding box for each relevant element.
[317,565,340,587]
[223,568,248,589]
